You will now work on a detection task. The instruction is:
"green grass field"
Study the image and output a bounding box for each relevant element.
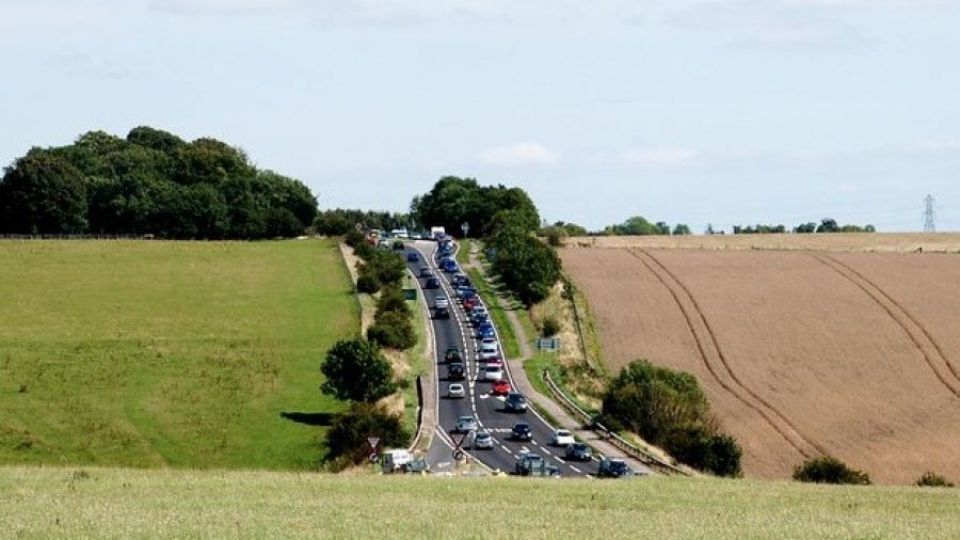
[2,466,958,539]
[0,240,357,470]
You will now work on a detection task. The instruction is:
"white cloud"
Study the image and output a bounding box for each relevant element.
[620,146,700,166]
[478,142,558,167]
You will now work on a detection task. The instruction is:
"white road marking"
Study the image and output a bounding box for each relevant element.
[571,466,582,474]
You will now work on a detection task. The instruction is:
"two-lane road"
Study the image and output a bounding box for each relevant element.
[406,241,592,477]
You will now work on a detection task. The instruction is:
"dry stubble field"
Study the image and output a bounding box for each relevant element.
[562,238,960,484]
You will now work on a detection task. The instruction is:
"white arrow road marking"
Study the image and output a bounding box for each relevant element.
[479,393,490,399]
[521,446,530,453]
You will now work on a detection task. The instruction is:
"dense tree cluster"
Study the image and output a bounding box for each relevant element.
[602,216,691,236]
[794,218,876,234]
[313,209,410,236]
[411,176,540,237]
[601,360,742,477]
[0,127,317,238]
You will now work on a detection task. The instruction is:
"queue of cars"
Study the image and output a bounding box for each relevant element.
[414,236,636,478]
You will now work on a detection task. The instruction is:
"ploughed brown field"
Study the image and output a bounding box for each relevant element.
[562,244,960,484]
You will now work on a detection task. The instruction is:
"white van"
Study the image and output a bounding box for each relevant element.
[382,449,413,473]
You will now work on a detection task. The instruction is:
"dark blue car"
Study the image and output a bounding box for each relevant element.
[477,323,495,339]
[407,252,420,263]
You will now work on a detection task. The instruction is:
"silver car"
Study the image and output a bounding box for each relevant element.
[447,383,465,399]
[434,295,449,309]
[455,416,479,433]
[471,430,494,450]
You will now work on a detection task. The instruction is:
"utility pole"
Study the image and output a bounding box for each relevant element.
[923,195,937,233]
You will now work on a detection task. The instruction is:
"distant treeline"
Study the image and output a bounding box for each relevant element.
[733,219,875,234]
[539,216,877,238]
[312,209,411,236]
[0,127,317,239]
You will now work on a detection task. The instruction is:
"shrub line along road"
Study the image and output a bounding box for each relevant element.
[406,241,591,477]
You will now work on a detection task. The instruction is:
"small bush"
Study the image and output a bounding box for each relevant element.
[545,228,564,247]
[376,285,411,317]
[541,316,561,338]
[793,456,871,485]
[325,402,409,468]
[344,230,365,248]
[366,250,406,287]
[669,426,742,477]
[356,273,380,294]
[917,471,954,487]
[367,310,416,350]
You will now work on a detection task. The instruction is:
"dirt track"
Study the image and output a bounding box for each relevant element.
[563,247,960,483]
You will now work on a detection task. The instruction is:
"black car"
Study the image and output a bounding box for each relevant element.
[447,362,465,381]
[433,306,450,320]
[565,442,592,462]
[419,267,433,278]
[407,252,420,263]
[392,240,405,250]
[424,277,440,289]
[444,346,462,363]
[504,392,528,413]
[511,422,533,441]
[597,458,632,478]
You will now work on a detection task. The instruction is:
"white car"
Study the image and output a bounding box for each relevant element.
[482,365,503,381]
[447,383,465,398]
[434,296,449,309]
[550,429,576,447]
[478,342,499,360]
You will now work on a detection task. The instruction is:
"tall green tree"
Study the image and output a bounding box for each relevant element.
[321,339,396,403]
[0,151,87,234]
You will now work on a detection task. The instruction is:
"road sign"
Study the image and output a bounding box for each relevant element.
[369,452,378,463]
[367,437,380,450]
[461,222,469,237]
[453,449,465,461]
[537,338,560,351]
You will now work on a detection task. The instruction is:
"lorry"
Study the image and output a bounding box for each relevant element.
[430,226,446,240]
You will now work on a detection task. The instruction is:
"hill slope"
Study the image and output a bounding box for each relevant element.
[0,239,357,469]
[563,246,960,483]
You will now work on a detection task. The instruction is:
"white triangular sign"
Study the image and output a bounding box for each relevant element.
[367,437,380,450]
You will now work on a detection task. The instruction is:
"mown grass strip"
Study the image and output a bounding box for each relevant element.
[5,465,960,539]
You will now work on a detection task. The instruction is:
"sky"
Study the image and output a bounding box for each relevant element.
[1,0,958,232]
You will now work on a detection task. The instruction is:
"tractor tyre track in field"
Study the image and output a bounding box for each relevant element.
[811,253,960,399]
[628,249,824,459]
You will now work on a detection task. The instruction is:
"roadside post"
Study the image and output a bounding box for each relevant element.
[368,436,380,469]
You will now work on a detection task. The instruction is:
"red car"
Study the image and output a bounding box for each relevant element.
[463,297,479,311]
[491,379,511,396]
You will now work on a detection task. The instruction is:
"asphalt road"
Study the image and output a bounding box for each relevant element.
[406,241,594,477]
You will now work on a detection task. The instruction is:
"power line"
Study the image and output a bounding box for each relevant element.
[923,194,937,233]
